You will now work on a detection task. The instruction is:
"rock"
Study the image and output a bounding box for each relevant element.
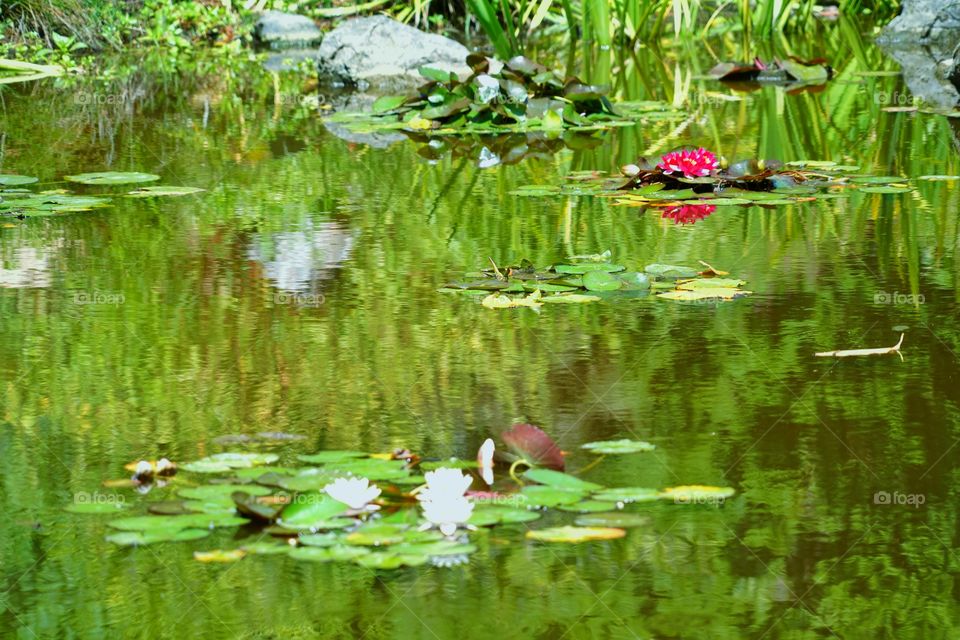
[317,15,471,91]
[880,0,960,44]
[254,11,322,48]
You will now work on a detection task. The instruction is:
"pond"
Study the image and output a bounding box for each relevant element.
[1,27,959,640]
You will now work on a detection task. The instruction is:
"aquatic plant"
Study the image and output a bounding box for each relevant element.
[657,148,719,178]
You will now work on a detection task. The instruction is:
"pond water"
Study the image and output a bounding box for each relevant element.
[1,27,959,640]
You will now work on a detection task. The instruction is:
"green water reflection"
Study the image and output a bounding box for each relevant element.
[1,27,959,640]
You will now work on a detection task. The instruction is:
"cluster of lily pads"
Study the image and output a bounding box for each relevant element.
[0,171,203,219]
[66,424,735,569]
[511,153,930,223]
[325,55,683,136]
[440,252,751,307]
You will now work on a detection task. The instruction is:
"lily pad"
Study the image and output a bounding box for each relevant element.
[592,487,660,503]
[657,288,751,301]
[859,186,912,194]
[553,263,625,274]
[64,501,129,514]
[469,505,541,526]
[181,452,280,473]
[106,528,210,546]
[65,171,160,185]
[581,439,656,455]
[107,513,249,532]
[277,494,351,530]
[574,513,650,527]
[522,468,602,492]
[178,484,272,501]
[582,270,622,292]
[0,174,38,186]
[645,264,698,279]
[519,485,584,507]
[658,485,736,504]
[526,526,627,543]
[541,294,602,304]
[557,500,619,513]
[126,186,205,198]
[297,451,368,464]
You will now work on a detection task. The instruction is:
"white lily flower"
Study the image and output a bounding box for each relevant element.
[324,476,381,510]
[420,468,473,500]
[477,438,495,485]
[420,495,474,537]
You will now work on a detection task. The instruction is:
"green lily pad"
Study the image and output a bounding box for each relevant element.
[644,264,698,279]
[183,500,239,515]
[298,533,340,547]
[65,171,160,185]
[522,468,602,491]
[346,524,441,546]
[553,263,625,274]
[125,186,204,197]
[581,439,656,454]
[519,485,584,507]
[0,174,38,186]
[65,501,129,514]
[354,552,429,569]
[859,186,912,194]
[541,294,602,303]
[181,452,280,473]
[241,541,293,555]
[574,513,650,527]
[297,451,368,464]
[658,485,736,503]
[582,270,622,292]
[277,493,350,530]
[107,513,249,532]
[106,528,210,546]
[657,288,751,301]
[678,278,746,290]
[469,505,541,526]
[322,458,411,481]
[592,487,660,503]
[525,526,626,543]
[557,500,619,513]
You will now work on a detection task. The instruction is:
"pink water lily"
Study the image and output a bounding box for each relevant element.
[657,148,720,178]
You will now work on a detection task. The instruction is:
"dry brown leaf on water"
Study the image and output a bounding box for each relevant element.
[815,334,904,358]
[698,260,729,277]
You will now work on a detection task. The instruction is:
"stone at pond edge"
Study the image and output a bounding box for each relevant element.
[254,11,322,48]
[317,16,471,91]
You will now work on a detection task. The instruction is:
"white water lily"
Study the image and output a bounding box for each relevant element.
[420,468,473,499]
[477,438,495,485]
[417,467,475,536]
[324,477,381,510]
[420,495,474,537]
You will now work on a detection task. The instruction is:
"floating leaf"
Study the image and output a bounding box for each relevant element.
[241,541,293,555]
[526,526,627,543]
[581,439,656,454]
[582,270,622,292]
[0,174,38,186]
[126,186,204,198]
[541,294,601,304]
[469,505,541,526]
[107,513,249,531]
[106,528,210,546]
[194,549,245,563]
[557,500,619,513]
[644,264,698,279]
[520,485,584,507]
[277,493,351,530]
[64,501,129,514]
[657,288,752,301]
[181,452,279,473]
[501,423,565,470]
[297,451,368,464]
[522,468,601,491]
[574,513,650,527]
[65,171,160,185]
[678,278,747,290]
[592,488,660,503]
[553,263,625,274]
[859,186,912,194]
[658,485,736,503]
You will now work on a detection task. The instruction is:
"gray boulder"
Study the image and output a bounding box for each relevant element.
[880,0,960,43]
[254,11,322,48]
[317,15,471,90]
